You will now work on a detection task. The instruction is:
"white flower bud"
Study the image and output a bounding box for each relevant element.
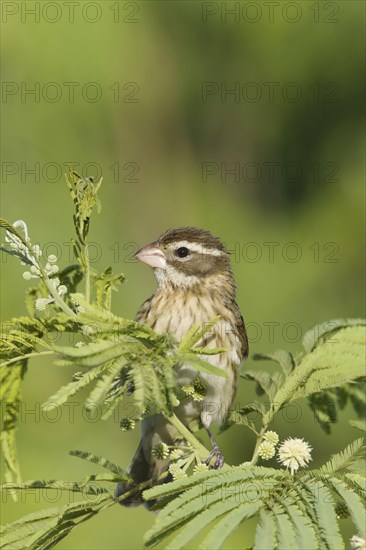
[57,285,67,296]
[51,278,60,289]
[258,441,276,460]
[263,431,279,446]
[12,220,30,241]
[35,297,54,311]
[32,244,42,258]
[350,535,366,550]
[170,449,184,461]
[193,463,209,474]
[168,463,187,480]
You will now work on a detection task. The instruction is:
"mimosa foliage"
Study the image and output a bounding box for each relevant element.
[1,172,365,549]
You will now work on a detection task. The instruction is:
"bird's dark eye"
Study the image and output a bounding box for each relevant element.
[175,247,189,258]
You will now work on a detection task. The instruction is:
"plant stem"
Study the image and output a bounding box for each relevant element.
[167,414,208,459]
[114,470,171,506]
[39,267,76,317]
[84,243,91,303]
[19,239,76,317]
[166,413,229,469]
[0,350,54,369]
[250,403,276,466]
[250,427,266,466]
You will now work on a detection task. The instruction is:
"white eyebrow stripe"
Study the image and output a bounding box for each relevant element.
[171,240,224,256]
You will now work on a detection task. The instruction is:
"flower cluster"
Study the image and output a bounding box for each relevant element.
[150,439,198,480]
[257,432,312,475]
[257,431,279,461]
[258,441,276,460]
[4,220,40,266]
[120,418,136,432]
[193,463,209,475]
[181,376,206,402]
[169,462,187,481]
[263,431,279,445]
[350,535,366,550]
[277,437,312,475]
[4,220,68,313]
[335,501,349,519]
[23,250,67,311]
[34,277,68,311]
[23,253,59,280]
[170,449,184,461]
[152,443,170,460]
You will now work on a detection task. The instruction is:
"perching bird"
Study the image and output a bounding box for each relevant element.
[116,227,248,506]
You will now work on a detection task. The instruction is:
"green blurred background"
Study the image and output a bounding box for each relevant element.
[1,1,365,548]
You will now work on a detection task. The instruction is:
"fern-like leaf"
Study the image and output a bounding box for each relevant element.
[240,370,278,400]
[42,364,108,409]
[84,359,127,411]
[302,318,366,353]
[144,466,288,549]
[278,498,319,549]
[302,479,344,549]
[271,325,365,413]
[68,450,127,476]
[316,438,365,475]
[176,352,228,378]
[0,361,26,487]
[253,349,295,376]
[326,477,366,537]
[178,315,221,352]
[1,478,113,495]
[254,508,277,550]
[345,473,366,496]
[0,493,113,550]
[273,505,298,549]
[198,502,259,550]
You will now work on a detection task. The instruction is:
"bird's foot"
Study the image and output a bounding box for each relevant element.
[126,382,135,396]
[205,445,225,469]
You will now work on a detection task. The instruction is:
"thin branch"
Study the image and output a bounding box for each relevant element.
[166,414,210,459]
[38,266,76,317]
[250,403,276,466]
[249,427,267,466]
[166,413,230,469]
[84,244,91,304]
[115,470,171,504]
[0,350,55,369]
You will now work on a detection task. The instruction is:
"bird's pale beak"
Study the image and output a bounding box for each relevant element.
[134,243,166,269]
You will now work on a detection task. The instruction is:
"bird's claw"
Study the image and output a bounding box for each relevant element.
[205,446,225,469]
[126,382,135,396]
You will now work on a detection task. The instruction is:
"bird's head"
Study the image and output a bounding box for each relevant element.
[135,227,234,292]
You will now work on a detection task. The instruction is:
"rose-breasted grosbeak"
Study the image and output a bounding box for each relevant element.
[116,227,248,506]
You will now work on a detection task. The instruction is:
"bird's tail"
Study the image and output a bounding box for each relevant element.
[116,414,182,507]
[115,440,149,507]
